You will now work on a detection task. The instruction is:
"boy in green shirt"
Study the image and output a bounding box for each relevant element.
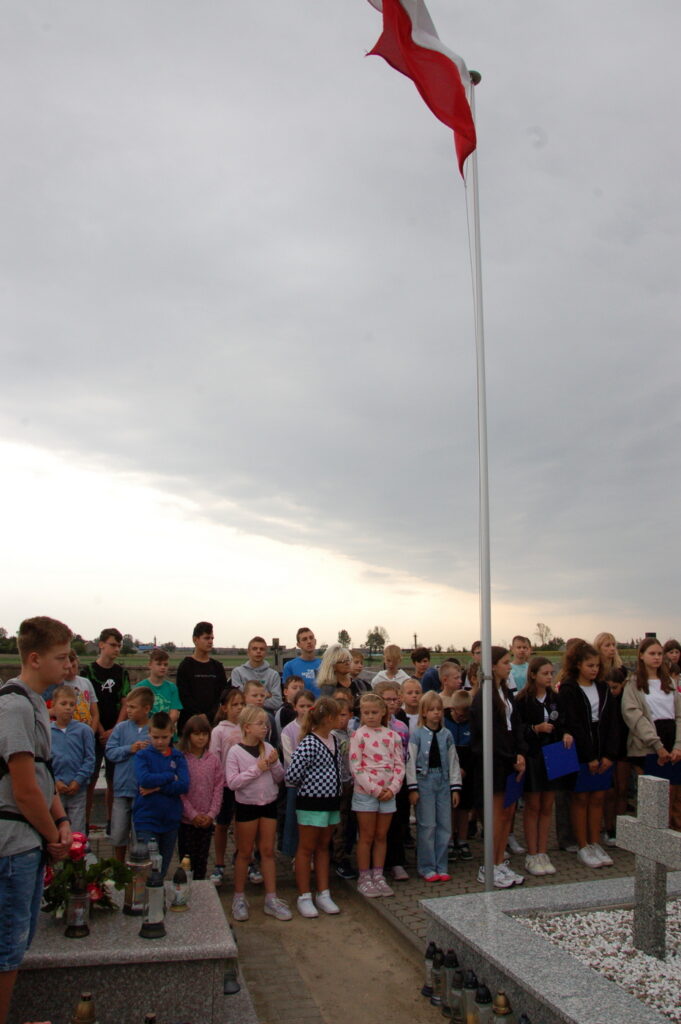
[131,648,182,730]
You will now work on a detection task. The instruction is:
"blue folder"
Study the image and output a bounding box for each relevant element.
[643,754,681,785]
[542,740,579,781]
[503,771,525,808]
[574,763,613,793]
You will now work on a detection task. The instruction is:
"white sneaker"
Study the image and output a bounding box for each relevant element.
[391,865,409,882]
[577,845,602,869]
[297,893,319,918]
[590,843,613,867]
[315,889,340,914]
[524,854,545,877]
[493,864,515,888]
[539,853,556,875]
[264,895,292,921]
[209,865,224,886]
[602,830,617,848]
[372,874,395,897]
[500,862,524,886]
[507,834,526,855]
[231,894,249,921]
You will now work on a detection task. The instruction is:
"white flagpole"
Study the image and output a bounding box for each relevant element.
[465,78,494,893]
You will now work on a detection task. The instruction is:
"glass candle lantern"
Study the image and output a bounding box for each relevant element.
[123,840,151,916]
[462,970,479,1024]
[64,886,90,938]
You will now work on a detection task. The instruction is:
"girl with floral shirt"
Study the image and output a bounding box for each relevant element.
[349,693,405,898]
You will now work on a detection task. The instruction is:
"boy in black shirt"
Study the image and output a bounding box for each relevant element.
[176,621,227,730]
[80,627,130,832]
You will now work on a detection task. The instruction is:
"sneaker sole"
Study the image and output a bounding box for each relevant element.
[297,907,319,918]
[264,908,292,921]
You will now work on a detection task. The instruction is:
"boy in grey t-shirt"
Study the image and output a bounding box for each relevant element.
[0,616,73,1023]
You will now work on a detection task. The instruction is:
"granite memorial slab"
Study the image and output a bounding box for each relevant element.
[10,880,257,1024]
[423,872,681,1024]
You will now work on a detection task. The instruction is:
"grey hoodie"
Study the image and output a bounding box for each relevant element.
[229,661,282,712]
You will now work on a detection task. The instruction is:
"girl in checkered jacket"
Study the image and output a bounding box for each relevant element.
[285,697,344,918]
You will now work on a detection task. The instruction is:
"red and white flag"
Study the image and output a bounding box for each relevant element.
[365,0,476,175]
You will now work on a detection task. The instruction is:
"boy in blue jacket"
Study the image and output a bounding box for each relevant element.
[133,710,189,877]
[50,684,96,834]
[105,686,154,862]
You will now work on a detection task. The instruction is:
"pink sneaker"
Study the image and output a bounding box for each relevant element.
[357,875,381,898]
[371,874,394,897]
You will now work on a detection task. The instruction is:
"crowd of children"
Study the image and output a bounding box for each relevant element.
[61,632,681,900]
[3,613,681,1022]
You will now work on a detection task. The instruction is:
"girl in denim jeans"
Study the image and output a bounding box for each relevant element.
[406,692,461,882]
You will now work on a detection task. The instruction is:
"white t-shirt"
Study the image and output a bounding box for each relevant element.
[583,684,600,723]
[404,711,419,737]
[504,695,513,732]
[372,668,411,689]
[646,679,675,722]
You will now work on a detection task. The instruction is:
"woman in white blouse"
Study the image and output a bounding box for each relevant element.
[622,637,681,830]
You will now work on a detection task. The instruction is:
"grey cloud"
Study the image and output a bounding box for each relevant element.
[2,1,681,629]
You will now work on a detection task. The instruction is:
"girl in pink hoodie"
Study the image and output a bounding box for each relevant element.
[178,715,224,880]
[349,693,405,898]
[225,707,289,922]
[208,688,244,885]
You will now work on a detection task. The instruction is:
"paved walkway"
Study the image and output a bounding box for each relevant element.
[85,807,637,1022]
[339,834,636,950]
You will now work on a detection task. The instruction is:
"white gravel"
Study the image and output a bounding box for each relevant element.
[522,899,681,1023]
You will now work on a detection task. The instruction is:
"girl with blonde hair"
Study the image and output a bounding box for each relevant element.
[225,707,289,922]
[349,693,405,898]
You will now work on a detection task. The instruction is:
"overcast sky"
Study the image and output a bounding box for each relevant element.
[2,1,680,650]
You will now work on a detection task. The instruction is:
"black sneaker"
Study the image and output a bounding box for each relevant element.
[448,843,458,861]
[335,859,358,880]
[455,842,473,861]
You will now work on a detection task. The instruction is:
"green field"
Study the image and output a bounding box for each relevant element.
[0,649,639,672]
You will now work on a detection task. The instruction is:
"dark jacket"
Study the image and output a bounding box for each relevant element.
[470,686,527,767]
[133,746,189,833]
[556,680,620,763]
[514,691,565,759]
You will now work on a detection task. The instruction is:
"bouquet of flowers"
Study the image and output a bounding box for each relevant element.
[42,832,131,917]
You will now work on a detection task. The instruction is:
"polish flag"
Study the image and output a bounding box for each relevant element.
[365,0,477,175]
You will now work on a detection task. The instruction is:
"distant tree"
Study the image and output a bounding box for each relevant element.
[161,642,176,652]
[366,626,389,658]
[0,627,7,640]
[121,633,137,655]
[318,643,328,655]
[534,623,552,648]
[337,629,351,648]
[70,633,86,655]
[434,644,443,654]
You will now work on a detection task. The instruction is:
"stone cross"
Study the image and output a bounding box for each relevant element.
[617,774,681,958]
